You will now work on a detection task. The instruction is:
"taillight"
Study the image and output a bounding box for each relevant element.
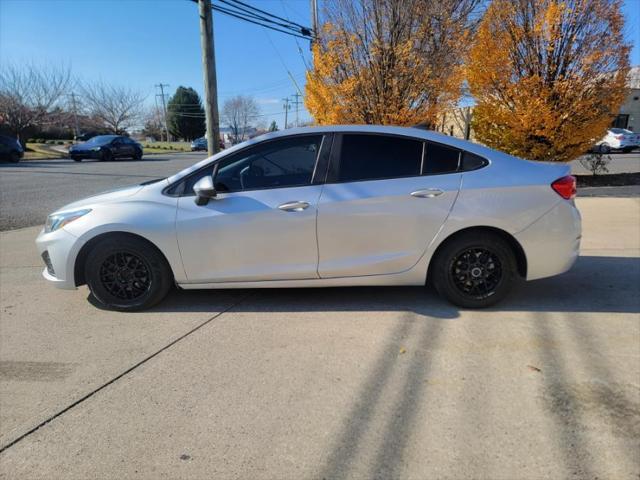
[551,175,577,200]
[614,134,624,140]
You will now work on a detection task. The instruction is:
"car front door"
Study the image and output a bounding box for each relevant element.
[317,133,462,278]
[175,134,330,283]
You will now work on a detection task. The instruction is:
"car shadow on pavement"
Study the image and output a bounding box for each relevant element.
[132,255,639,317]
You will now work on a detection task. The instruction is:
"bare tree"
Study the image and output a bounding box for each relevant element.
[0,63,71,141]
[80,81,145,134]
[221,95,259,144]
[142,106,166,141]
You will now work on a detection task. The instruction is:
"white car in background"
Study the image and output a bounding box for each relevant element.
[594,128,639,153]
[36,126,582,311]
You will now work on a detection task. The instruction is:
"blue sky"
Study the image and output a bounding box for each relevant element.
[1,0,639,130]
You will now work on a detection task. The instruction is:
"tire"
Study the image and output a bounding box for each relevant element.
[431,232,518,308]
[133,149,142,160]
[9,151,20,163]
[100,149,113,162]
[72,157,82,162]
[84,235,173,311]
[598,143,611,154]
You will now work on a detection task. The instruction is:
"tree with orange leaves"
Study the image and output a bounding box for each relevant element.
[467,0,630,162]
[305,0,480,127]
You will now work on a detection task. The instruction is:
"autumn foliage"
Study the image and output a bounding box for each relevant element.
[467,0,630,162]
[305,0,479,127]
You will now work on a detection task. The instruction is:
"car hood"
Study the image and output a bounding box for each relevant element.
[54,184,143,213]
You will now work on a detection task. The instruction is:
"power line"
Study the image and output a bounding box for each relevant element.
[211,6,311,40]
[225,0,311,32]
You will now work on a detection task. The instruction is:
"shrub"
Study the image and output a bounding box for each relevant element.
[57,141,64,145]
[579,152,611,175]
[27,138,35,143]
[36,138,45,144]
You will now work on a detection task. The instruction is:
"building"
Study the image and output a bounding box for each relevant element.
[613,65,640,131]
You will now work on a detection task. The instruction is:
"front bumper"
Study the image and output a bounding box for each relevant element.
[35,227,85,289]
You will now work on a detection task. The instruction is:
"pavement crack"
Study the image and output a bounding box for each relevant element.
[0,292,253,455]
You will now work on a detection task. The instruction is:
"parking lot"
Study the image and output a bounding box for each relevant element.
[0,153,639,479]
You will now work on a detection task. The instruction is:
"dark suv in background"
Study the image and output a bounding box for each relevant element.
[0,135,24,163]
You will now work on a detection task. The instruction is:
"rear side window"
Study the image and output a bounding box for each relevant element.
[461,152,487,171]
[423,142,460,174]
[336,134,422,182]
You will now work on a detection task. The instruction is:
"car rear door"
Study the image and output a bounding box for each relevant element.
[316,133,462,278]
[175,134,331,283]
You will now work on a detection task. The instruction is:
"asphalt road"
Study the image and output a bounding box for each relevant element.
[0,151,638,231]
[0,153,206,231]
[0,197,638,479]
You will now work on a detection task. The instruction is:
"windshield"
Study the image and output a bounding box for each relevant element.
[85,135,118,145]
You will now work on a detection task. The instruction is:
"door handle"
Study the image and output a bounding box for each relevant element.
[278,201,310,212]
[411,189,444,198]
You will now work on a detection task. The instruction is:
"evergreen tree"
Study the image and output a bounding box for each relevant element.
[268,120,278,132]
[167,86,206,141]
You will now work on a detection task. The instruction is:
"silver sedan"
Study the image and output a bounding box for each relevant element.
[36,125,581,311]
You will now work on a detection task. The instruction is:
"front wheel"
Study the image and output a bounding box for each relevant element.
[431,232,518,308]
[133,149,143,160]
[85,235,173,311]
[100,149,113,162]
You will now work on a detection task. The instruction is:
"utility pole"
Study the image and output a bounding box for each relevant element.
[291,92,302,127]
[309,0,318,49]
[69,92,80,141]
[155,83,170,142]
[198,0,221,155]
[282,97,290,129]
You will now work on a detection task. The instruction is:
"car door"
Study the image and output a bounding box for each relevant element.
[175,134,330,283]
[110,137,125,157]
[317,133,462,278]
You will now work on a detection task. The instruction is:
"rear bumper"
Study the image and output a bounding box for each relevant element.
[514,200,582,281]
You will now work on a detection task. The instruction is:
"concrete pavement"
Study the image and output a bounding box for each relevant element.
[0,198,638,479]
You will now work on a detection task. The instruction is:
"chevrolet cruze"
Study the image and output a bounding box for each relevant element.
[36,126,581,311]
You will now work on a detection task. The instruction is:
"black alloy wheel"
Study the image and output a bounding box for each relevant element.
[450,247,503,299]
[85,235,172,311]
[431,232,517,308]
[99,251,152,301]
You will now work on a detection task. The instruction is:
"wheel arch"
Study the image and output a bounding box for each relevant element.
[74,231,174,287]
[426,226,527,283]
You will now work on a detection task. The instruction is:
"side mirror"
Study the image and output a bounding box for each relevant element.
[193,175,217,206]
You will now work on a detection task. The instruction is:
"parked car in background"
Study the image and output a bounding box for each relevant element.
[593,128,639,153]
[37,126,581,311]
[191,137,207,151]
[0,134,24,163]
[190,136,225,152]
[69,135,143,162]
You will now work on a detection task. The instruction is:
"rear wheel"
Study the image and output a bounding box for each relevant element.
[431,232,517,308]
[598,143,611,154]
[84,235,173,311]
[133,148,142,160]
[9,151,20,163]
[72,157,82,162]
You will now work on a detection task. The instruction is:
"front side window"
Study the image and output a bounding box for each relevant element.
[336,134,423,182]
[214,135,322,192]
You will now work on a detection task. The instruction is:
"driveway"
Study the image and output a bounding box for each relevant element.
[0,197,638,479]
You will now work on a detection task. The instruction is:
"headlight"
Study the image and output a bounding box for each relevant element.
[45,209,91,233]
[91,147,101,151]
